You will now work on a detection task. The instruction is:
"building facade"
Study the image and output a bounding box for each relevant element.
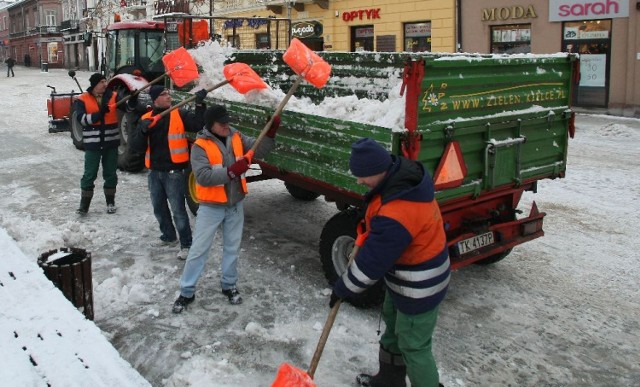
[8,0,64,68]
[460,0,640,116]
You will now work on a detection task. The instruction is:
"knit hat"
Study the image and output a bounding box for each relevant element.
[149,85,166,102]
[204,105,231,128]
[349,138,392,177]
[88,73,106,91]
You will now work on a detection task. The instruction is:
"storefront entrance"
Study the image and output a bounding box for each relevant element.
[562,20,611,107]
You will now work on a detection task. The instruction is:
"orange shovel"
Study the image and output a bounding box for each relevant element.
[147,62,267,127]
[244,38,331,164]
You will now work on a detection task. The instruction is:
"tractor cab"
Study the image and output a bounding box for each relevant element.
[104,21,175,81]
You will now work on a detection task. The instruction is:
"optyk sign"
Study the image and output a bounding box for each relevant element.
[549,0,629,22]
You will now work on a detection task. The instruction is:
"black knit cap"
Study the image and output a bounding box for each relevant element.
[149,85,167,102]
[204,105,231,128]
[349,138,392,177]
[88,73,106,91]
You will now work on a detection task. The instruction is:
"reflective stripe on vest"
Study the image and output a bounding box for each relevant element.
[78,92,118,126]
[141,109,189,169]
[194,132,248,204]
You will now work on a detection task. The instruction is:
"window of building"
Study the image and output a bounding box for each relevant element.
[562,19,612,107]
[404,21,431,52]
[351,25,374,52]
[256,33,270,49]
[490,24,531,54]
[226,35,240,49]
[46,10,56,26]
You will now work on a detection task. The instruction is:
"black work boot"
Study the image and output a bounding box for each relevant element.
[356,347,406,387]
[76,190,93,215]
[105,188,116,214]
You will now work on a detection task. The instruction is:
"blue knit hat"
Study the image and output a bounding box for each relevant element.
[149,85,166,102]
[349,138,392,177]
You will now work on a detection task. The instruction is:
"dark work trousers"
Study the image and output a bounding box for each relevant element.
[80,147,118,191]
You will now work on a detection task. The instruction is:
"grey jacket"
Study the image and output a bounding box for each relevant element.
[190,126,275,207]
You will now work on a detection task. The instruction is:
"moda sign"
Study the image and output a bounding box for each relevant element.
[549,0,629,21]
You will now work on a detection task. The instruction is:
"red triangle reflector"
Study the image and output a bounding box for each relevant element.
[434,141,467,190]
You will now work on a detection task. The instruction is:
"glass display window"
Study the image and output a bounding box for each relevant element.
[490,24,531,54]
[404,21,431,52]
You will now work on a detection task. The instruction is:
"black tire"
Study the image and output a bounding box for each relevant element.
[185,164,199,216]
[70,106,84,150]
[284,182,320,201]
[474,248,512,265]
[319,209,385,308]
[117,111,145,172]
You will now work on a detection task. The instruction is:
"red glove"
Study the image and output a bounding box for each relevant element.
[227,158,249,179]
[266,115,281,138]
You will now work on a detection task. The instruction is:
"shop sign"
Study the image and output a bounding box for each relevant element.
[549,0,629,22]
[564,27,610,39]
[292,21,323,38]
[342,9,381,22]
[405,22,431,37]
[482,6,538,21]
[355,27,374,38]
[580,54,606,87]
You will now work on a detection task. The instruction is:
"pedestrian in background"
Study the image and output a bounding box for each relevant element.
[5,57,15,77]
[172,105,280,312]
[331,138,450,387]
[73,73,133,215]
[131,85,207,260]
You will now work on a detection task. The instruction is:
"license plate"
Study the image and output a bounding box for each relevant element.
[457,232,494,255]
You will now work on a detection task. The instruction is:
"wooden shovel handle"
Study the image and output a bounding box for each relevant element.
[307,244,361,378]
[115,73,167,107]
[247,74,304,157]
[151,79,231,125]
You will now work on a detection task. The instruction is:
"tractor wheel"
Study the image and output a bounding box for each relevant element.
[319,209,385,308]
[474,248,513,265]
[185,164,199,216]
[70,106,84,151]
[117,111,145,172]
[284,182,320,201]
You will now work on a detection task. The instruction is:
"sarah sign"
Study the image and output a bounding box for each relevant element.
[549,0,629,21]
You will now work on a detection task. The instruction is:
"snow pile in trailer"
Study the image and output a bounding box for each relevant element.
[187,41,408,130]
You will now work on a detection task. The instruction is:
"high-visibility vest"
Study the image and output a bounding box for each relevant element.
[194,132,248,204]
[78,92,118,126]
[141,109,189,169]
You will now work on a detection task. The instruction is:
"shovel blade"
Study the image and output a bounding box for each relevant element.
[283,38,331,89]
[271,363,316,387]
[223,62,268,94]
[162,47,199,87]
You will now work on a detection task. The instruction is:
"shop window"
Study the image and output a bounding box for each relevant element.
[490,24,531,54]
[256,33,270,49]
[404,21,431,52]
[562,20,611,107]
[351,25,374,52]
[226,35,240,49]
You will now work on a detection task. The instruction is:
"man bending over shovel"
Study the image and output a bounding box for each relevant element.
[173,105,280,312]
[331,138,450,387]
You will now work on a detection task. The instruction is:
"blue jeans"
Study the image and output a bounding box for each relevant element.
[179,201,244,297]
[148,170,192,248]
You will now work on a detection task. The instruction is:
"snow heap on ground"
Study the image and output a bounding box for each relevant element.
[0,228,150,387]
[187,41,407,130]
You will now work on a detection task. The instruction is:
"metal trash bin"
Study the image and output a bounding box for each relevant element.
[41,62,49,72]
[38,247,94,320]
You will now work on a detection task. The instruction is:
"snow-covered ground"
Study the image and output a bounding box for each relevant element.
[1,60,639,387]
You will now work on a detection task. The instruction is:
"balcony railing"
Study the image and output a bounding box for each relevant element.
[155,0,189,15]
[61,20,79,31]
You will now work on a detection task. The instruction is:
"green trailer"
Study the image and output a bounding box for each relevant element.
[181,50,577,306]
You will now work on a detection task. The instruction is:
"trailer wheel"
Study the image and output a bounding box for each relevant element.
[185,165,199,216]
[284,183,320,201]
[70,106,84,150]
[319,209,385,308]
[474,248,512,265]
[117,111,145,172]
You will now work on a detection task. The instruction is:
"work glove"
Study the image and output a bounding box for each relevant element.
[139,118,153,134]
[100,88,113,114]
[265,115,281,138]
[227,157,249,179]
[194,88,208,105]
[329,290,342,308]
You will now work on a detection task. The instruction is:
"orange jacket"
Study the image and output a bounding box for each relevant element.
[76,92,119,150]
[141,109,189,169]
[194,132,248,204]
